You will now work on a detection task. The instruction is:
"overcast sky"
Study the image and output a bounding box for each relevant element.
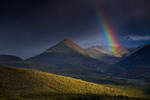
[0,0,150,58]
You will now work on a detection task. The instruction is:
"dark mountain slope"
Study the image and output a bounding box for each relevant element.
[108,44,150,82]
[117,44,150,66]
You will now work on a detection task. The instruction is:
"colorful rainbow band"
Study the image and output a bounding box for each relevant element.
[92,0,119,55]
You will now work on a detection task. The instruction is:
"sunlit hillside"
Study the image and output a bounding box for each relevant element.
[0,65,149,100]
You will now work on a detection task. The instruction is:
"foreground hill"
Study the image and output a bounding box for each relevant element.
[0,65,149,100]
[26,38,109,71]
[0,61,146,85]
[108,44,150,82]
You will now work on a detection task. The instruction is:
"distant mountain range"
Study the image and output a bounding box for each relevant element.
[87,46,130,57]
[86,45,138,64]
[0,38,149,84]
[86,46,121,64]
[26,38,109,71]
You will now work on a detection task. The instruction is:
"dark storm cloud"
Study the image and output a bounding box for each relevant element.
[0,0,149,58]
[97,0,150,35]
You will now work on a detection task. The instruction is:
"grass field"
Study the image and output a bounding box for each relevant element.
[0,65,149,100]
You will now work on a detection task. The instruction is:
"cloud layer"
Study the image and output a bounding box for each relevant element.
[129,35,150,41]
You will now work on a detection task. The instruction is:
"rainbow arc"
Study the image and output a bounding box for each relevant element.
[93,0,119,55]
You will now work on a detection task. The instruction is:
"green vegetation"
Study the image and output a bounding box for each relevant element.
[1,61,147,85]
[0,65,149,100]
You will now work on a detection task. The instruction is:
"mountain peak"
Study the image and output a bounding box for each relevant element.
[62,37,72,42]
[59,38,75,45]
[45,38,87,55]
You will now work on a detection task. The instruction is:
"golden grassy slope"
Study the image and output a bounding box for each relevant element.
[0,65,149,99]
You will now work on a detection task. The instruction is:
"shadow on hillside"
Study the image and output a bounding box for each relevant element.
[1,94,149,100]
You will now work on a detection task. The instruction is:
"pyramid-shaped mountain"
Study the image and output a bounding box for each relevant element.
[27,38,108,71]
[109,44,150,82]
[45,38,87,55]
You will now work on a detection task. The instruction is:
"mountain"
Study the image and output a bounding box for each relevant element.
[45,38,87,55]
[86,46,137,64]
[0,65,149,100]
[27,38,109,71]
[87,46,131,57]
[0,54,23,62]
[108,44,150,82]
[0,41,142,85]
[86,46,120,64]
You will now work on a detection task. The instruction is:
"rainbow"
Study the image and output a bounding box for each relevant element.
[92,0,119,55]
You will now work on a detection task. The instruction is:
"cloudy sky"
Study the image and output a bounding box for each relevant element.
[0,0,150,58]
